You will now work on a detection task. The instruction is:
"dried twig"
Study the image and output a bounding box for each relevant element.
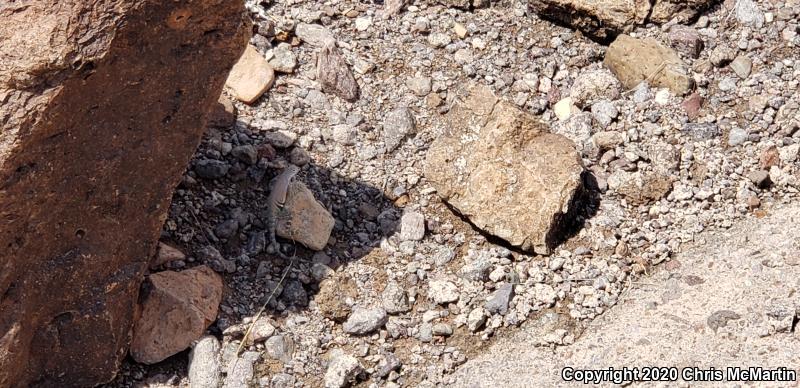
[230,242,296,372]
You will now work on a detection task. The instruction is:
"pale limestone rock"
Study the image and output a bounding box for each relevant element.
[225,45,275,104]
[425,84,584,255]
[605,35,693,95]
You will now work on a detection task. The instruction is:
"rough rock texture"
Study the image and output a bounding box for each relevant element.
[130,266,223,364]
[151,242,186,270]
[317,43,360,102]
[0,1,248,386]
[529,0,714,40]
[604,34,694,95]
[424,84,584,255]
[188,336,222,388]
[276,181,335,251]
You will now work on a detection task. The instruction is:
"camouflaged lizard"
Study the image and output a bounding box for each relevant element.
[266,164,300,255]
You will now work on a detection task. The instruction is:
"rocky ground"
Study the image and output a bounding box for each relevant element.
[106,0,800,387]
[452,201,800,387]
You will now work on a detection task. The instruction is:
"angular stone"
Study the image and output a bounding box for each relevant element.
[384,0,407,16]
[608,171,672,205]
[424,84,584,255]
[735,0,765,28]
[730,55,753,79]
[151,242,187,270]
[130,266,224,364]
[682,93,705,121]
[682,122,720,140]
[276,181,335,251]
[264,335,295,363]
[343,307,388,335]
[668,26,704,58]
[325,350,363,388]
[223,350,259,388]
[295,23,336,47]
[529,0,713,40]
[268,43,297,73]
[485,283,515,315]
[605,35,694,96]
[399,211,426,241]
[428,279,460,305]
[225,44,275,104]
[383,107,416,152]
[382,282,411,314]
[0,1,247,385]
[317,43,359,102]
[649,0,715,24]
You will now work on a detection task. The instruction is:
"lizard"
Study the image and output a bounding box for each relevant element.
[265,164,300,257]
[231,165,300,372]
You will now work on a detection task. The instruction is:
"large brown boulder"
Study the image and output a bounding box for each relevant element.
[0,1,249,387]
[424,85,585,255]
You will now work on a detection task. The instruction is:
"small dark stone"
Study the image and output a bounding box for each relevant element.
[231,145,258,165]
[246,231,266,255]
[214,219,239,239]
[195,159,230,179]
[280,280,308,307]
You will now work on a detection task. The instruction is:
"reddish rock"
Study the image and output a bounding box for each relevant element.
[130,266,223,365]
[0,1,248,386]
[682,93,705,121]
[151,242,187,270]
[760,146,781,169]
[668,26,704,59]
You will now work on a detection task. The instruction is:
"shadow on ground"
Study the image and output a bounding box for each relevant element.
[101,108,402,387]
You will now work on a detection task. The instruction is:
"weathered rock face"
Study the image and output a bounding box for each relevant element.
[604,34,694,95]
[130,266,223,365]
[529,0,714,40]
[424,85,585,255]
[0,1,248,386]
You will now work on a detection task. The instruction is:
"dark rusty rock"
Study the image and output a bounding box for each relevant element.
[0,1,249,386]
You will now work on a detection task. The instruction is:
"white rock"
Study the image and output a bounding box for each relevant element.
[324,350,363,388]
[355,17,372,31]
[343,307,388,335]
[399,211,425,241]
[554,97,576,121]
[428,280,460,304]
[779,144,799,163]
[189,336,221,388]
